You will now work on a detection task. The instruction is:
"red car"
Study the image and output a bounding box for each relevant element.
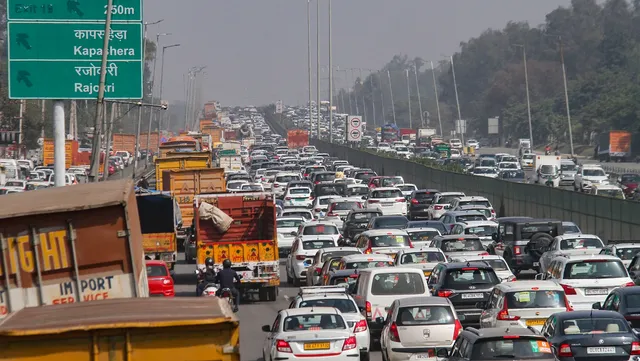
[145,260,175,297]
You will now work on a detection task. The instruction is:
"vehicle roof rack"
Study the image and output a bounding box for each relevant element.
[298,286,348,296]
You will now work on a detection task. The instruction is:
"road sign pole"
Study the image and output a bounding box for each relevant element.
[88,0,114,182]
[132,102,142,180]
[53,101,65,187]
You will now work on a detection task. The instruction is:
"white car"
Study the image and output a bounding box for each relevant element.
[322,198,363,229]
[466,139,479,149]
[427,192,465,220]
[405,228,442,248]
[520,154,535,169]
[305,247,361,286]
[287,286,370,358]
[573,165,609,192]
[541,254,634,310]
[277,217,306,255]
[472,167,499,178]
[286,236,339,286]
[394,146,411,159]
[396,184,417,199]
[2,180,26,192]
[312,195,340,218]
[380,297,462,361]
[226,180,249,192]
[284,187,313,208]
[114,151,131,166]
[451,255,516,282]
[449,139,462,149]
[449,196,495,219]
[281,208,314,222]
[599,243,640,268]
[478,281,569,331]
[450,220,498,249]
[296,221,342,244]
[538,234,604,273]
[273,173,302,197]
[394,247,447,278]
[365,187,407,216]
[377,142,391,152]
[262,307,359,361]
[497,162,519,171]
[449,149,462,159]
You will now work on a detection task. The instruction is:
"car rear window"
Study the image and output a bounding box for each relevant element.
[482,259,509,271]
[371,235,411,247]
[316,184,346,196]
[442,239,484,252]
[506,290,565,309]
[465,225,497,237]
[322,251,360,262]
[407,221,448,234]
[276,175,300,182]
[352,212,380,222]
[277,219,304,228]
[290,188,310,195]
[372,189,403,199]
[437,195,462,204]
[381,177,403,187]
[407,230,440,243]
[283,211,312,219]
[302,240,335,250]
[355,172,376,181]
[563,260,628,279]
[375,217,408,229]
[443,268,499,290]
[315,173,336,182]
[298,299,357,313]
[559,237,603,250]
[460,200,492,208]
[471,338,553,359]
[318,197,338,206]
[346,187,369,196]
[396,306,454,326]
[456,214,487,222]
[617,247,640,260]
[399,251,445,264]
[283,314,346,331]
[146,264,168,277]
[303,224,339,235]
[346,260,394,269]
[331,201,362,211]
[561,318,628,335]
[415,192,437,201]
[370,272,425,295]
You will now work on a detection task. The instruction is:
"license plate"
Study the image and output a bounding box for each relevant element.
[295,198,307,201]
[525,319,546,326]
[585,288,609,295]
[462,293,483,299]
[533,262,540,266]
[412,353,433,359]
[587,347,615,354]
[304,342,330,350]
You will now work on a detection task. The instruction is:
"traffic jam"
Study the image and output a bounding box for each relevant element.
[248,115,640,361]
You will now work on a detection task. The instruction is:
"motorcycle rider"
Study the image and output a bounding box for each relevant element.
[196,257,217,296]
[215,259,242,311]
[545,144,551,155]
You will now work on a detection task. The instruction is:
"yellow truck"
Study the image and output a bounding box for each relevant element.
[0,298,240,361]
[154,153,211,191]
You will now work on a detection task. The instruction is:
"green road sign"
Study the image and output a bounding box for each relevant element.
[8,22,142,61]
[8,0,142,21]
[9,60,143,99]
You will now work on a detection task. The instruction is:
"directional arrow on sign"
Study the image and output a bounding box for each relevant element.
[67,0,85,17]
[16,33,31,50]
[17,70,33,87]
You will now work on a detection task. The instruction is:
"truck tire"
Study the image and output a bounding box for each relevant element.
[259,288,268,302]
[267,287,277,302]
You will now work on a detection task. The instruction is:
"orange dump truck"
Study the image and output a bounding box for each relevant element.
[0,298,240,361]
[0,179,148,319]
[287,129,309,149]
[112,133,136,155]
[195,193,279,302]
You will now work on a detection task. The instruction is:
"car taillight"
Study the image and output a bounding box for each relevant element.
[491,209,496,215]
[342,336,357,351]
[497,300,520,321]
[354,320,367,333]
[296,255,306,260]
[314,181,320,184]
[479,252,489,256]
[316,267,322,274]
[389,322,401,342]
[560,283,577,295]
[395,198,405,202]
[632,342,640,355]
[365,301,372,318]
[453,319,463,339]
[434,205,443,210]
[304,173,309,177]
[623,281,635,287]
[309,196,314,200]
[364,247,372,254]
[276,339,293,353]
[411,199,419,204]
[564,296,573,311]
[437,290,454,297]
[368,199,379,203]
[274,184,280,188]
[506,275,517,282]
[513,246,521,255]
[558,343,572,357]
[285,197,291,200]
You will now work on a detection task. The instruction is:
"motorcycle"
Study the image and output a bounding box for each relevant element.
[218,287,237,312]
[195,268,219,296]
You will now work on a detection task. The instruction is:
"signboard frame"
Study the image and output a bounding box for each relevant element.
[347,115,362,142]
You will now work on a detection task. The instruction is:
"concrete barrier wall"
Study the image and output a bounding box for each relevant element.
[310,140,640,241]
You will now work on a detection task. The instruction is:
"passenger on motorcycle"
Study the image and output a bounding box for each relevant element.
[215,259,241,311]
[197,257,217,296]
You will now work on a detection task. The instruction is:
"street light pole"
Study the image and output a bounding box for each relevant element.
[514,44,534,149]
[387,70,396,125]
[146,29,168,167]
[316,0,321,140]
[449,56,464,144]
[406,69,412,128]
[307,0,312,141]
[378,71,386,124]
[328,0,333,143]
[414,62,424,127]
[430,61,443,136]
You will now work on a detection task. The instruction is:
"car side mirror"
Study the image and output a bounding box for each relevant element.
[376,317,385,324]
[261,325,271,332]
[436,349,449,358]
[592,302,602,310]
[475,301,487,309]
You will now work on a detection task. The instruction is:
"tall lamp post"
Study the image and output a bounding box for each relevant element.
[145,30,170,167]
[513,44,533,149]
[545,33,574,156]
[155,43,180,152]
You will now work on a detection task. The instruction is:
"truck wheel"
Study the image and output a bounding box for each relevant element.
[259,288,269,302]
[267,287,277,301]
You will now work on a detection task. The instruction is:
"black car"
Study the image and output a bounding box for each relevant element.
[441,327,556,360]
[499,170,527,183]
[541,310,640,361]
[366,215,408,231]
[427,261,500,326]
[594,286,640,328]
[341,209,383,242]
[405,220,448,235]
[407,189,440,220]
[313,183,347,198]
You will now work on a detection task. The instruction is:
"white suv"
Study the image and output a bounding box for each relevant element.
[573,165,609,192]
[366,187,407,216]
[449,196,495,219]
[272,172,301,197]
[541,254,634,310]
[427,192,465,220]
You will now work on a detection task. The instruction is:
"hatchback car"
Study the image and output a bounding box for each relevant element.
[284,187,313,208]
[366,187,407,216]
[444,327,556,360]
[354,229,412,257]
[286,236,339,286]
[342,210,383,242]
[145,260,175,297]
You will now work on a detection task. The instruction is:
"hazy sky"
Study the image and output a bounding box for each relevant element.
[144,0,570,107]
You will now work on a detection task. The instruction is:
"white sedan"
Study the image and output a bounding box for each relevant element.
[262,307,359,361]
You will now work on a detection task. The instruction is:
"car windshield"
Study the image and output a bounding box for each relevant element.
[227,182,245,190]
[283,314,346,331]
[345,260,394,269]
[559,237,603,250]
[616,247,640,260]
[456,214,487,222]
[442,239,484,252]
[298,299,357,313]
[397,185,416,192]
[351,212,380,222]
[370,272,425,295]
[322,251,360,262]
[561,164,576,171]
[465,225,497,237]
[346,187,369,196]
[506,290,565,309]
[562,318,628,335]
[372,189,403,198]
[399,252,445,264]
[331,201,361,211]
[540,165,558,174]
[598,189,624,199]
[290,188,310,195]
[355,173,376,181]
[407,230,440,243]
[583,168,606,177]
[371,235,411,247]
[277,219,304,228]
[276,175,300,182]
[563,260,628,279]
[480,160,496,167]
[302,240,335,250]
[396,306,454,326]
[471,338,553,359]
[146,264,168,277]
[381,177,403,186]
[315,173,336,182]
[415,192,437,201]
[621,174,640,183]
[303,225,339,235]
[283,211,312,219]
[443,268,499,289]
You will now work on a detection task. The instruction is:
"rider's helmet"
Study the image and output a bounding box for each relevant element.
[205,257,214,268]
[223,259,232,269]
